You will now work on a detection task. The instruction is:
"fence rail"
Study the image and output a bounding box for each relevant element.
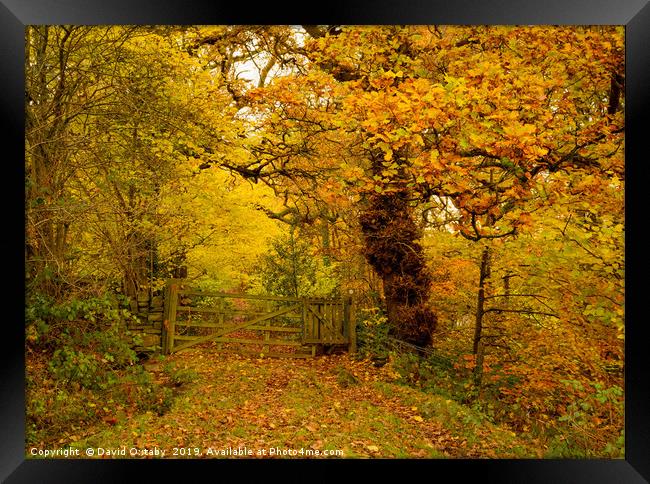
[386,337,453,367]
[161,280,356,358]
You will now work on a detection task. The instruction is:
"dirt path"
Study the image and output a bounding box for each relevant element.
[76,345,540,458]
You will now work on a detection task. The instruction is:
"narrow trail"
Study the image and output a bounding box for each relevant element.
[78,345,541,458]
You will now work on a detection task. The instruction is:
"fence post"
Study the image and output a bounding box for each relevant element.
[301,298,308,342]
[346,296,357,354]
[161,280,171,354]
[164,281,179,354]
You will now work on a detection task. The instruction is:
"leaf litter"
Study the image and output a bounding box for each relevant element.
[74,344,542,458]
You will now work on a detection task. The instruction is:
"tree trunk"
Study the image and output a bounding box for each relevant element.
[122,229,152,302]
[473,246,491,354]
[321,219,331,267]
[25,26,72,294]
[472,246,491,386]
[359,189,437,347]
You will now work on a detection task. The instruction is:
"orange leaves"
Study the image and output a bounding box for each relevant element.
[516,212,534,228]
[239,23,624,267]
[304,422,319,433]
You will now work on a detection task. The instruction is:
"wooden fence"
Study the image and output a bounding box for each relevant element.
[161,280,356,358]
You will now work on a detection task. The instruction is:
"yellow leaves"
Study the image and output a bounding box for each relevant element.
[380,69,403,79]
[503,122,537,139]
[526,145,549,158]
[429,149,444,170]
[26,325,39,343]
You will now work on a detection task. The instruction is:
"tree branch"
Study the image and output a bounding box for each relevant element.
[484,308,559,318]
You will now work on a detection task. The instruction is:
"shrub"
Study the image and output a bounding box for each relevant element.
[391,352,422,385]
[25,290,174,447]
[356,307,390,359]
[26,292,140,348]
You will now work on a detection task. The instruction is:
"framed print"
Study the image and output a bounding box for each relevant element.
[3,0,649,482]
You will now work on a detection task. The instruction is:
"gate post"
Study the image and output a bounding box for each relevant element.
[162,279,180,355]
[345,295,357,354]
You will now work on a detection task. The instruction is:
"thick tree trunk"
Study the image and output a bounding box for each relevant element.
[359,189,437,347]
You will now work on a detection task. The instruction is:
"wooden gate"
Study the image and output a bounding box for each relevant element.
[161,281,355,358]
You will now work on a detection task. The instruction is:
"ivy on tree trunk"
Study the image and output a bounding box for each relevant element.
[359,189,437,347]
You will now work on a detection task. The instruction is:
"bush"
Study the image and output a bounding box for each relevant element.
[47,323,141,390]
[46,329,139,392]
[388,349,475,404]
[544,380,625,457]
[26,292,140,348]
[391,352,422,385]
[356,307,390,359]
[25,291,173,447]
[49,347,105,389]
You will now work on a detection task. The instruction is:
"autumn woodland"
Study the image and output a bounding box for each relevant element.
[25,25,624,458]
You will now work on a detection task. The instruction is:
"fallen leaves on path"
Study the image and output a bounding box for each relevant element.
[74,344,542,459]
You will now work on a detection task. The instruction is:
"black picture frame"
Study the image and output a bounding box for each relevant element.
[3,1,648,482]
